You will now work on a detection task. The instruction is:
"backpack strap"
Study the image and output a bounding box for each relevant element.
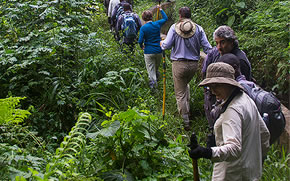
[208,87,242,136]
[219,88,243,116]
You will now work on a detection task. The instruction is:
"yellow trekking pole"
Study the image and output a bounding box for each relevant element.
[156,0,161,21]
[162,50,166,121]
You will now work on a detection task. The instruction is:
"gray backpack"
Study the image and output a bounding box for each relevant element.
[240,83,286,144]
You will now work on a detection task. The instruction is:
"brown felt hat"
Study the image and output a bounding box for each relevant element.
[175,19,196,38]
[199,62,244,90]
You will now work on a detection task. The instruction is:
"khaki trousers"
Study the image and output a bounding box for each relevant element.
[172,61,198,116]
[144,53,162,87]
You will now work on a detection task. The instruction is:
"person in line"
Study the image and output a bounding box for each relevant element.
[138,5,168,89]
[202,25,252,80]
[116,3,142,52]
[107,0,120,29]
[104,0,111,15]
[216,53,285,145]
[111,0,132,31]
[201,25,252,131]
[189,62,270,180]
[161,6,212,131]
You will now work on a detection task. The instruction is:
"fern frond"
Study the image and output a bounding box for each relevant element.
[0,97,30,125]
[50,112,92,176]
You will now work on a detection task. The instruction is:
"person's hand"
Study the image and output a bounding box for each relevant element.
[188,145,212,160]
[187,133,212,160]
[206,133,216,148]
[157,5,162,10]
[188,133,198,150]
[160,40,164,47]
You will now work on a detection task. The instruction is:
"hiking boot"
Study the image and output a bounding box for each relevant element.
[182,114,191,131]
[149,80,157,89]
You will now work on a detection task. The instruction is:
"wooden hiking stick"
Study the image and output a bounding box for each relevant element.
[192,159,200,181]
[190,132,200,181]
[162,50,166,121]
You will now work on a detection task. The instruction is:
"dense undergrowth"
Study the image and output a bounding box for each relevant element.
[0,0,289,180]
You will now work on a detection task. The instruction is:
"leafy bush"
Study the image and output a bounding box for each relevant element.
[262,144,290,180]
[0,0,288,180]
[0,97,30,125]
[86,108,197,180]
[239,0,289,96]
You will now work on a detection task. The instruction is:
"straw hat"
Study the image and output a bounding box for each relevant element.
[199,62,244,90]
[175,19,196,38]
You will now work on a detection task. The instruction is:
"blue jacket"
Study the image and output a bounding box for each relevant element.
[138,10,168,54]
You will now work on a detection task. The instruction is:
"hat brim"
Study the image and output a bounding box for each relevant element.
[199,77,244,90]
[175,20,196,39]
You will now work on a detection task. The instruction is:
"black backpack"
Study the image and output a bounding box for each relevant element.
[241,83,286,144]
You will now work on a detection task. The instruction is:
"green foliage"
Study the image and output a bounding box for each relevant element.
[54,112,92,160]
[46,112,92,179]
[239,0,289,95]
[0,143,46,180]
[188,0,258,27]
[86,108,197,179]
[262,144,290,180]
[0,97,31,125]
[0,0,288,180]
[80,67,148,113]
[0,0,107,135]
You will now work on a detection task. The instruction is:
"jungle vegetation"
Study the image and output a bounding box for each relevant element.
[0,0,289,180]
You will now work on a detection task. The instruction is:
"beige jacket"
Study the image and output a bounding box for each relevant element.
[211,92,270,181]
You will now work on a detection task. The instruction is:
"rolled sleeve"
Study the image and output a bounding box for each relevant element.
[199,27,212,54]
[161,24,175,50]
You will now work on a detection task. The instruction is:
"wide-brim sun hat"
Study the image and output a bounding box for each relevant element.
[175,18,196,39]
[199,62,244,90]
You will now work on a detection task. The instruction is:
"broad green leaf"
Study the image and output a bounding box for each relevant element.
[140,160,150,170]
[227,15,235,26]
[87,120,120,138]
[236,2,246,8]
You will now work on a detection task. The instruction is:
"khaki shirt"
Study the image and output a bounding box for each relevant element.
[211,92,270,181]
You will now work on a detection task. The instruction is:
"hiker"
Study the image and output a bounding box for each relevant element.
[107,0,119,28]
[116,3,142,52]
[215,53,286,145]
[138,5,168,89]
[104,0,111,15]
[201,25,252,131]
[188,62,270,180]
[161,6,212,131]
[202,25,252,80]
[111,0,133,30]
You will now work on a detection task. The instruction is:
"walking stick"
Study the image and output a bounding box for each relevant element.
[156,0,161,21]
[190,132,200,181]
[192,159,199,181]
[162,50,166,121]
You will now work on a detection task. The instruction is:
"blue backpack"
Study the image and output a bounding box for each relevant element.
[121,13,137,39]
